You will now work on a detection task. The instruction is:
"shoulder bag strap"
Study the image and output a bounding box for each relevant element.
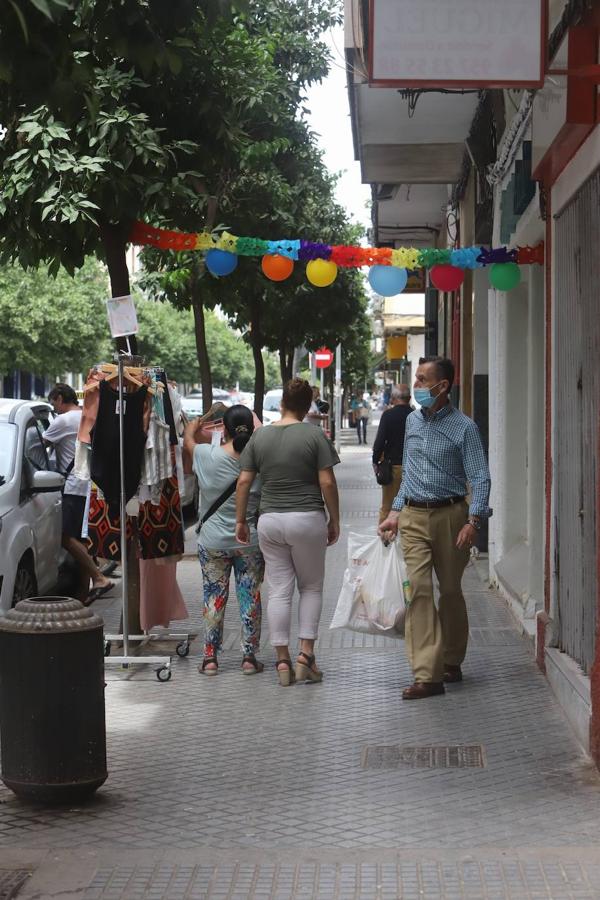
[195,478,238,534]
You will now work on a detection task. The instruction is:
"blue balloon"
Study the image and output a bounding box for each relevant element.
[205,249,238,277]
[368,265,408,297]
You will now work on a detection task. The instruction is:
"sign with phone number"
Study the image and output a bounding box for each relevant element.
[369,0,544,88]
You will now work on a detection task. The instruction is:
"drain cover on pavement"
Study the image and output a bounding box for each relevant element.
[361,744,486,769]
[0,870,31,900]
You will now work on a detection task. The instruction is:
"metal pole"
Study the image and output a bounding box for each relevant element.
[335,343,342,454]
[320,367,324,400]
[117,352,129,658]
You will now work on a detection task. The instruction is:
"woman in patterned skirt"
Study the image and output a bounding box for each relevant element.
[183,405,264,675]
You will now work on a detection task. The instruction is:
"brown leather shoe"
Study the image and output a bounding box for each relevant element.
[443,665,463,683]
[402,681,445,700]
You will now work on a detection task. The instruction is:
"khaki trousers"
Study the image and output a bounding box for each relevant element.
[398,501,471,683]
[378,465,403,524]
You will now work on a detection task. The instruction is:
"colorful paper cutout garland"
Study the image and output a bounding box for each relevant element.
[129,221,543,293]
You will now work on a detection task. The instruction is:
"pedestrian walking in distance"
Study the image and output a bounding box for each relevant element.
[378,358,491,700]
[372,385,412,524]
[183,405,264,676]
[44,384,114,605]
[235,378,340,686]
[356,395,370,444]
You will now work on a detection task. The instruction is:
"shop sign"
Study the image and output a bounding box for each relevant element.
[369,0,545,88]
[404,269,426,293]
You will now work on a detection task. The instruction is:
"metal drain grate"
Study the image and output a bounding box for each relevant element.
[361,744,486,770]
[0,870,31,900]
[346,509,379,518]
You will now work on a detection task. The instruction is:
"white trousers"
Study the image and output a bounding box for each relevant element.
[257,511,328,645]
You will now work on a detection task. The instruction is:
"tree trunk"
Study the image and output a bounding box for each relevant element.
[250,299,265,420]
[188,197,218,413]
[99,220,137,355]
[279,340,294,384]
[191,259,213,413]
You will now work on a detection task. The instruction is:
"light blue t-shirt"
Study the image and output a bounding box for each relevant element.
[193,444,260,552]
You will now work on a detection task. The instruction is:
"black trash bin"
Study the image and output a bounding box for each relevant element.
[0,596,107,803]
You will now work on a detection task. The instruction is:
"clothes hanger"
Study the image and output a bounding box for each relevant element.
[82,363,154,394]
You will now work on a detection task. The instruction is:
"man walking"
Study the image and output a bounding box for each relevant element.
[44,384,113,606]
[356,395,370,445]
[378,358,491,700]
[372,385,412,523]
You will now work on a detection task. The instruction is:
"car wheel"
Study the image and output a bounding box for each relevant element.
[12,559,37,607]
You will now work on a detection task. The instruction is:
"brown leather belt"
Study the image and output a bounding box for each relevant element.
[405,496,466,509]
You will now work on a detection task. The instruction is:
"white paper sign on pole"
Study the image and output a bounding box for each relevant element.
[369,0,545,88]
[105,294,139,339]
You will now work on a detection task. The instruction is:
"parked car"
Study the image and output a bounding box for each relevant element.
[229,391,254,409]
[182,390,236,420]
[181,396,204,419]
[262,389,283,425]
[0,400,65,611]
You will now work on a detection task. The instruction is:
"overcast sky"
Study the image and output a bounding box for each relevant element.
[305,27,372,233]
[304,30,424,315]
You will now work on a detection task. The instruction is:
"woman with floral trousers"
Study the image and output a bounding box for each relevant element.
[198,546,264,667]
[183,404,264,675]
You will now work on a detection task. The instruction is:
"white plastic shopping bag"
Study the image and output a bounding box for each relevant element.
[330,532,409,638]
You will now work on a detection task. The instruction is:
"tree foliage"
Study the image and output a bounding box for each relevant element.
[0,258,111,376]
[0,0,372,405]
[135,299,279,391]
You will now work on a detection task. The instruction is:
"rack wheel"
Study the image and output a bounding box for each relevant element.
[156,666,172,682]
[104,641,112,657]
[176,640,190,658]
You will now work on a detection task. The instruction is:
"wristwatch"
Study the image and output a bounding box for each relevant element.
[468,516,481,531]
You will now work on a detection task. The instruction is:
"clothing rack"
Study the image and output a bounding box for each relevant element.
[103,347,190,682]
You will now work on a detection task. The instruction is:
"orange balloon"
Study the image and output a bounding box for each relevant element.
[261,254,294,281]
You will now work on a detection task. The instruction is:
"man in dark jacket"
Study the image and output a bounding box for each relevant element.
[372,385,412,522]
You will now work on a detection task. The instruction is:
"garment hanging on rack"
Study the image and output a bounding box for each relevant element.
[139,558,188,631]
[162,375,180,445]
[87,467,184,561]
[139,411,172,504]
[90,379,148,507]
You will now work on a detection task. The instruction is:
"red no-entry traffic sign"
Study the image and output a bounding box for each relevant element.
[314,347,334,369]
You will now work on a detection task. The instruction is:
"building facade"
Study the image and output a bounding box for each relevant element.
[346,0,600,765]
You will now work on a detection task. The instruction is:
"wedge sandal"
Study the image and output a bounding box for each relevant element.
[241,654,264,675]
[275,658,296,687]
[295,651,323,683]
[199,656,218,676]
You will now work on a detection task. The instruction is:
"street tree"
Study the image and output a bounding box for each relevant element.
[135,298,279,390]
[0,0,340,391]
[0,1,243,339]
[0,258,111,377]
[136,0,344,412]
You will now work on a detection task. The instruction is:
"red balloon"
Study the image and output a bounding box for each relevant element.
[430,264,465,292]
[261,254,294,281]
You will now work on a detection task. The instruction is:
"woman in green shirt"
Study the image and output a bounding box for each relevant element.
[235,379,340,686]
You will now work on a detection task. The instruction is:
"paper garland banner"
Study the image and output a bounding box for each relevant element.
[129,221,544,293]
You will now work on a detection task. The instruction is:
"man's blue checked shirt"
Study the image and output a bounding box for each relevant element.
[391,404,491,518]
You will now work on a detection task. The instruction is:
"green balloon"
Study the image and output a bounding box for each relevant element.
[489,262,521,291]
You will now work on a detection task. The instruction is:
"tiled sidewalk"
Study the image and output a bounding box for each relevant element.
[1,445,600,899]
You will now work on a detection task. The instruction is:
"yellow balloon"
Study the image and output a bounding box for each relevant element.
[306,258,338,287]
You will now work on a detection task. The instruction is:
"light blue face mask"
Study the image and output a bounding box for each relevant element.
[414,381,443,409]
